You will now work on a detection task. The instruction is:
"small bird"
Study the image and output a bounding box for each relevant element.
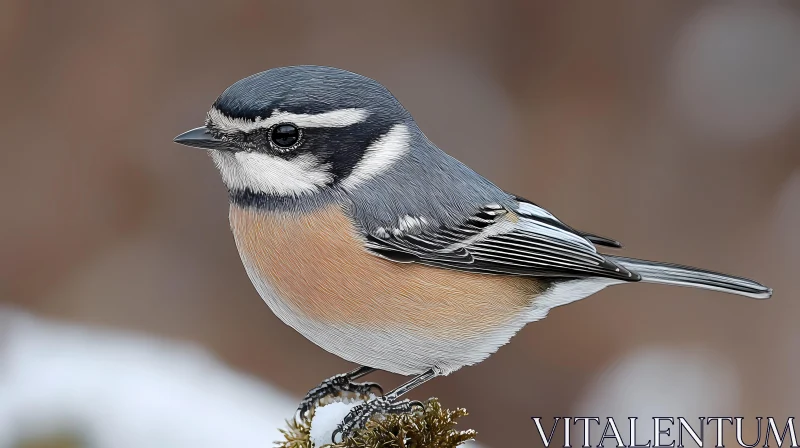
[174,65,772,441]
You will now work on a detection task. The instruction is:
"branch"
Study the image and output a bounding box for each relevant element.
[276,397,476,448]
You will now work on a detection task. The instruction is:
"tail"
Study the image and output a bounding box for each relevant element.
[606,255,772,299]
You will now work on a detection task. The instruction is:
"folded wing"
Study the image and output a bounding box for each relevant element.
[364,200,641,282]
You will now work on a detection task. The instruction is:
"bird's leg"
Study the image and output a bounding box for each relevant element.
[332,368,438,443]
[297,366,381,417]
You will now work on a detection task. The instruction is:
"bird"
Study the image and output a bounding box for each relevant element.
[173,65,772,442]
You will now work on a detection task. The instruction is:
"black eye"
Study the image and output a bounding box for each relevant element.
[269,123,301,149]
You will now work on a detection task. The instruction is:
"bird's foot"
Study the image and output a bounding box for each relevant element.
[332,397,424,443]
[297,374,383,418]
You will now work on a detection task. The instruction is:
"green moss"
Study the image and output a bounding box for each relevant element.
[276,398,476,448]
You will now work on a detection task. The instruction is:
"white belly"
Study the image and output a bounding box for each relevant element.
[241,257,619,376]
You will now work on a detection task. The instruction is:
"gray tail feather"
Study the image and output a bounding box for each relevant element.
[606,255,772,299]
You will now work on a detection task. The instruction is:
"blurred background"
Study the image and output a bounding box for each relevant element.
[1,1,799,447]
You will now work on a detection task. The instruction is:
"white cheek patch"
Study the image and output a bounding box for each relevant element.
[210,150,333,197]
[340,124,410,190]
[207,107,369,133]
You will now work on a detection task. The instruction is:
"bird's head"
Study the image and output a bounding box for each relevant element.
[174,65,416,199]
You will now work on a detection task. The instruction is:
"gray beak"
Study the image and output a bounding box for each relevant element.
[173,127,229,150]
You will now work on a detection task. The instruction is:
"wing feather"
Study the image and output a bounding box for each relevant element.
[364,200,640,281]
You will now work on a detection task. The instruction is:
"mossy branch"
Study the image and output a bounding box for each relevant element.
[276,398,476,448]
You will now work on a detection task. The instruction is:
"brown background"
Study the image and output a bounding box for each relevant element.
[1,1,799,446]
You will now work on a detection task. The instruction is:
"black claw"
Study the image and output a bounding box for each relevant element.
[297,375,384,418]
[366,382,384,396]
[331,426,344,444]
[332,397,423,442]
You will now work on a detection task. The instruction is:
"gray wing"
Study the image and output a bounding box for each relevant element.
[363,199,641,281]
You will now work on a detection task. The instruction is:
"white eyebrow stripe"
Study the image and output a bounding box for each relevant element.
[207,107,370,133]
[340,124,410,190]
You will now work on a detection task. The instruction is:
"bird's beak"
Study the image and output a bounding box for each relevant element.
[173,127,229,150]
